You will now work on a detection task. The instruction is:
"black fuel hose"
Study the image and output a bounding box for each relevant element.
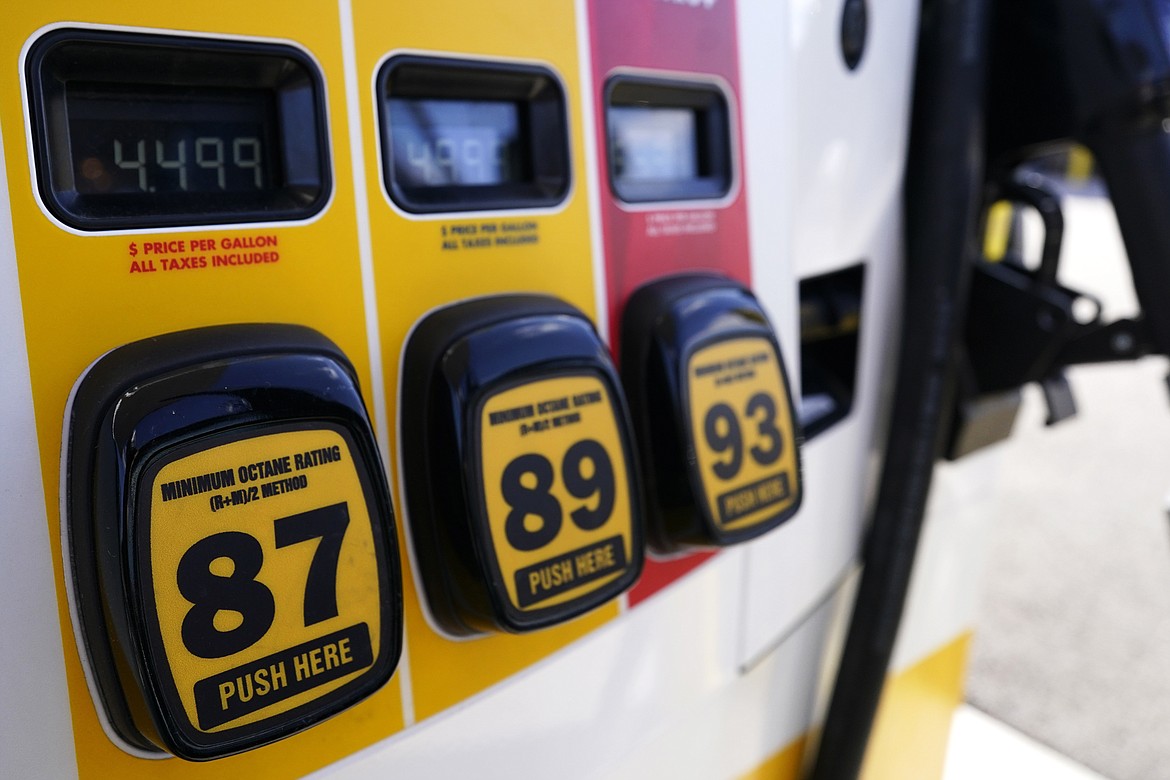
[807,1,989,778]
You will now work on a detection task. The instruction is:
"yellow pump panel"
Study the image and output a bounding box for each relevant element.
[0,3,405,776]
[349,0,615,723]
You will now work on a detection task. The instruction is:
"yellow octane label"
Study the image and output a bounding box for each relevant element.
[147,428,381,733]
[479,374,634,613]
[687,337,800,533]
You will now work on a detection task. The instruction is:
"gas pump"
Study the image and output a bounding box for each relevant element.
[0,0,826,775]
[15,0,1160,778]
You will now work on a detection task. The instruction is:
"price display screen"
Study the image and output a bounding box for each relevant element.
[604,76,732,203]
[609,106,699,184]
[386,98,523,187]
[68,84,278,196]
[26,30,330,230]
[379,56,570,213]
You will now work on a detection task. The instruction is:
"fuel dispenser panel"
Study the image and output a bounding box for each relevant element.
[0,1,942,778]
[622,274,801,550]
[65,325,401,760]
[402,296,642,636]
[350,0,611,722]
[586,0,752,603]
[1,4,409,776]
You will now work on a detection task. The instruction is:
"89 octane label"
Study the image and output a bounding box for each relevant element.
[687,337,800,534]
[144,428,384,734]
[478,374,635,614]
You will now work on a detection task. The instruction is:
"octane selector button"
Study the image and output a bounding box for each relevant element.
[401,295,644,637]
[64,324,402,760]
[621,274,803,550]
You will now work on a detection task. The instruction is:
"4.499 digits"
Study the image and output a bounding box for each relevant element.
[111,136,264,192]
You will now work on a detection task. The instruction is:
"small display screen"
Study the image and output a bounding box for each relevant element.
[67,84,279,196]
[387,99,524,187]
[609,106,699,183]
[604,77,732,203]
[378,56,570,213]
[27,30,330,229]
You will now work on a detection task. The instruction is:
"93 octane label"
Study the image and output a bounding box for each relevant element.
[687,337,800,533]
[144,428,383,734]
[478,374,634,613]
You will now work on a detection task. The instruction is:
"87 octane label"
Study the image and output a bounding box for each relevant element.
[143,428,387,735]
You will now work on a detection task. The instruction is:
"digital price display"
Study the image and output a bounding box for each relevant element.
[26,30,330,230]
[65,326,401,760]
[608,106,699,183]
[401,296,643,636]
[605,77,732,203]
[386,98,523,187]
[68,84,277,196]
[622,275,802,549]
[379,56,570,212]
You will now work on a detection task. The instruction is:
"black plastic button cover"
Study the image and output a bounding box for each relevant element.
[65,324,402,760]
[621,273,803,551]
[401,295,644,637]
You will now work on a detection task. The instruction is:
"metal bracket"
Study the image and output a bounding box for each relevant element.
[947,173,1160,457]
